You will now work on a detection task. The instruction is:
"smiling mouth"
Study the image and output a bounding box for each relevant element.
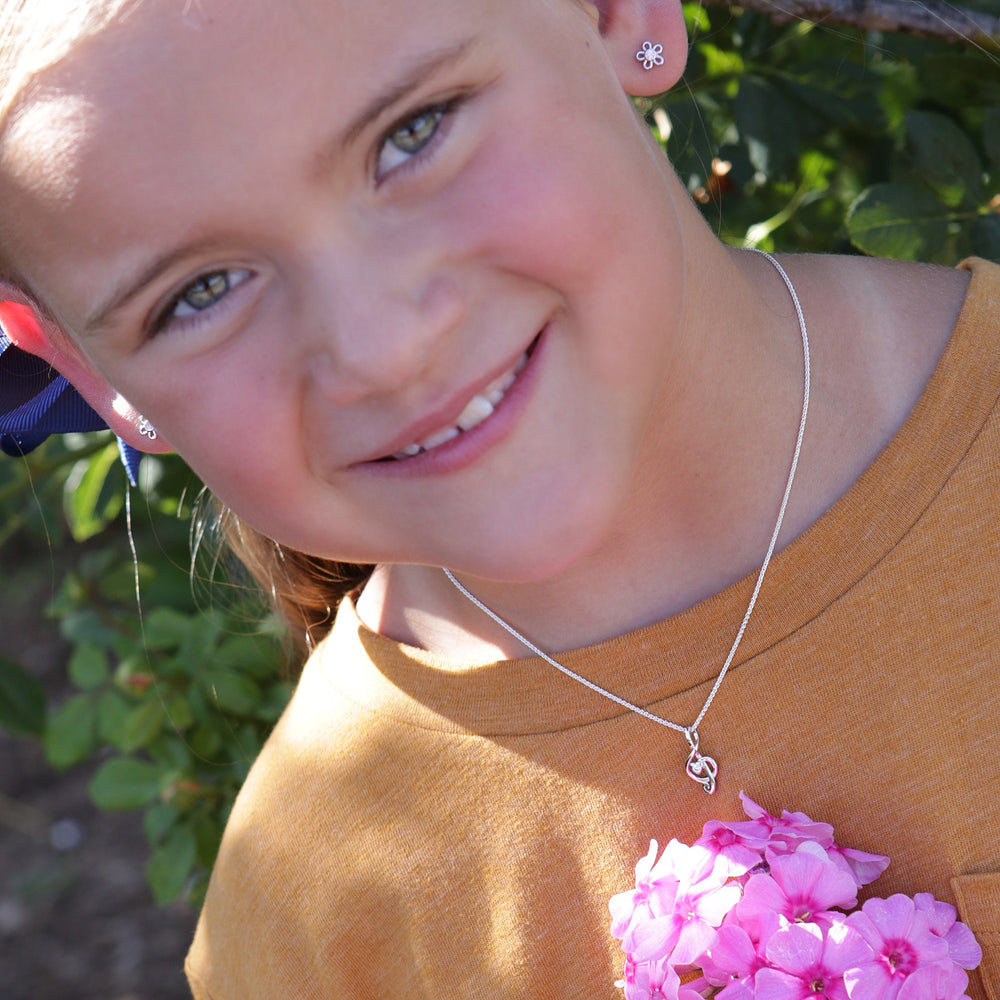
[379,341,535,462]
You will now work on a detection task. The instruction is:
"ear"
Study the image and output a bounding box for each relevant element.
[0,296,173,453]
[586,0,688,97]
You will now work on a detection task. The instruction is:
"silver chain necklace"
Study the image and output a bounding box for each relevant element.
[443,250,810,794]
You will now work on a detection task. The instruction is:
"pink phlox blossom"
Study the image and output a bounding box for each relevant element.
[612,802,983,1000]
[611,840,679,938]
[741,794,836,854]
[736,850,859,935]
[912,894,982,970]
[700,911,784,1000]
[616,955,706,1000]
[757,918,873,1000]
[844,895,951,1000]
[618,839,741,966]
[896,961,971,1000]
[696,821,764,878]
[825,844,891,889]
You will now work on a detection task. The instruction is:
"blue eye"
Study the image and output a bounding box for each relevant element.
[376,104,448,178]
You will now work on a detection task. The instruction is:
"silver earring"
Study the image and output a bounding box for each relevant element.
[137,416,158,440]
[636,40,664,70]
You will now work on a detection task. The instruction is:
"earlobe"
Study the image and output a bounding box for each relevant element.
[0,298,173,454]
[587,0,688,97]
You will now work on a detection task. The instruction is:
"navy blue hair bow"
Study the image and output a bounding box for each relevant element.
[0,326,142,485]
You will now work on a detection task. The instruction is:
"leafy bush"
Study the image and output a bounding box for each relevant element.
[1,442,290,905]
[0,3,997,905]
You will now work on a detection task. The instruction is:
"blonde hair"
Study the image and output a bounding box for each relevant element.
[0,0,138,127]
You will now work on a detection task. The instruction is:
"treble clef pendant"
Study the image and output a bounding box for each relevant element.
[684,728,718,794]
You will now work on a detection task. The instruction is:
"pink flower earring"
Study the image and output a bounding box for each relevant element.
[636,41,664,70]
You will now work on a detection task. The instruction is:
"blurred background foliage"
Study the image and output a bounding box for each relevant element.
[1,1,998,907]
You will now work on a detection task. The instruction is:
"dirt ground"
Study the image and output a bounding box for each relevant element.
[0,547,197,1000]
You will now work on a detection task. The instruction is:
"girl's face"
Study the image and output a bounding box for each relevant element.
[0,0,688,580]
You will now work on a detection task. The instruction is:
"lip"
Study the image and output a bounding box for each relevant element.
[353,325,548,476]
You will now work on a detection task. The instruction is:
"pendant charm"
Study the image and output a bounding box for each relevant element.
[684,729,718,794]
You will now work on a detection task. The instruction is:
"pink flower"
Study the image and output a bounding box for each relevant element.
[736,851,859,933]
[696,821,764,877]
[757,920,873,1000]
[722,794,837,857]
[826,844,891,889]
[611,840,678,939]
[897,962,971,1000]
[701,912,784,1000]
[912,895,982,970]
[845,896,950,1000]
[616,956,706,1000]
[610,799,982,1000]
[618,840,741,966]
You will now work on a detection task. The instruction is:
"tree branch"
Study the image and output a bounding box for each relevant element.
[700,0,1000,48]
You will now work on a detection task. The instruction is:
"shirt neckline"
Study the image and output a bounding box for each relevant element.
[317,259,1000,737]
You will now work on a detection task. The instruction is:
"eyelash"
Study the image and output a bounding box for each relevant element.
[150,267,254,336]
[374,95,466,183]
[144,96,468,336]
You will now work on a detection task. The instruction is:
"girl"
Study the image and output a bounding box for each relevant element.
[0,1,997,997]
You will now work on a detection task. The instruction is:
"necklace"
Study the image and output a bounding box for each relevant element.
[443,250,810,795]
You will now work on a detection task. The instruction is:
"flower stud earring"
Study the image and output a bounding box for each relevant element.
[636,41,664,70]
[137,416,158,440]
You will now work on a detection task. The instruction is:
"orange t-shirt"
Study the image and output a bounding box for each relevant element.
[186,260,1000,1000]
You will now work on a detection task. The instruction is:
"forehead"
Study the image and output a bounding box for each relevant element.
[0,0,523,314]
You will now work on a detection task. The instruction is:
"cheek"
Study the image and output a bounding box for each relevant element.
[446,104,685,373]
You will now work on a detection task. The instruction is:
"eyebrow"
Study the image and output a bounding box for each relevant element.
[81,38,477,336]
[339,38,477,150]
[82,237,228,336]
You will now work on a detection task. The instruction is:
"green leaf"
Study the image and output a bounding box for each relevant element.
[189,722,224,760]
[139,607,197,652]
[143,801,181,845]
[213,634,281,679]
[121,698,167,752]
[100,561,154,603]
[736,75,801,178]
[44,695,99,769]
[68,643,110,691]
[682,1,710,33]
[59,609,119,648]
[905,110,983,208]
[971,214,1000,263]
[63,443,125,542]
[194,813,224,869]
[89,756,168,810]
[200,670,262,717]
[775,60,884,134]
[0,656,46,737]
[97,689,132,747]
[699,43,743,78]
[163,691,195,731]
[145,822,197,904]
[846,183,952,260]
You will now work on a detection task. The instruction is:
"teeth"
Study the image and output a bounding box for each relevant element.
[390,349,528,460]
[456,393,494,431]
[484,370,516,406]
[420,426,460,450]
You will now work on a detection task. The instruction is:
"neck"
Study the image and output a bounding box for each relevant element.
[359,233,813,659]
[357,206,967,659]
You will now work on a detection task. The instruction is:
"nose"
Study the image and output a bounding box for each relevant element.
[300,236,466,408]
